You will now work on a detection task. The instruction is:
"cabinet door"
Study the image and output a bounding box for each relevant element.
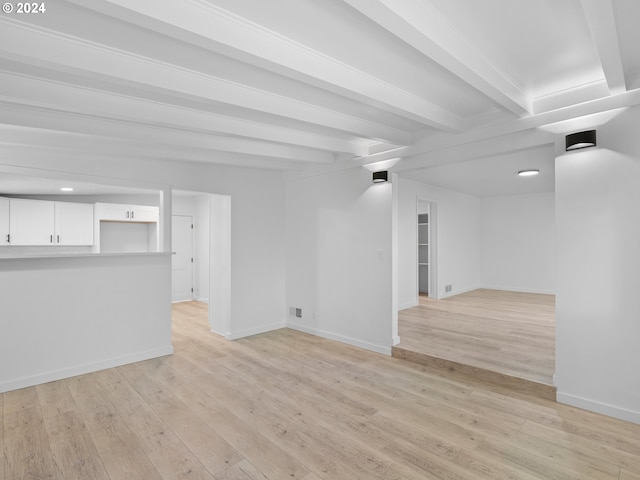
[130,205,159,222]
[95,203,131,221]
[55,202,94,245]
[0,197,9,245]
[9,198,55,245]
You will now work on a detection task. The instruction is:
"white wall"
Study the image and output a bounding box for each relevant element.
[209,194,231,336]
[286,167,394,354]
[0,254,172,392]
[555,106,640,424]
[195,195,210,303]
[480,193,556,294]
[1,150,287,341]
[397,176,481,309]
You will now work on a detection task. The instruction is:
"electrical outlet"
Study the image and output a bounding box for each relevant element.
[445,284,452,293]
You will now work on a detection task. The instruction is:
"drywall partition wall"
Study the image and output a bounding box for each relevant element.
[555,106,640,424]
[286,167,394,354]
[396,176,481,309]
[195,195,210,303]
[0,254,172,392]
[209,194,230,336]
[1,151,287,341]
[480,193,556,294]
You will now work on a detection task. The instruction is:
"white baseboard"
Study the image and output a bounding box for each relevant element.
[439,285,480,299]
[194,297,209,304]
[226,321,286,340]
[392,335,401,346]
[557,391,640,425]
[287,321,392,356]
[399,301,418,310]
[481,285,556,295]
[0,345,174,394]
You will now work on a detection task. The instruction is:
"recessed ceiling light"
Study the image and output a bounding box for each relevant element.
[60,187,74,192]
[518,170,539,177]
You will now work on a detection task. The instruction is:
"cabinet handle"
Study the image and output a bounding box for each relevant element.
[131,210,134,219]
[6,234,9,244]
[126,211,130,219]
[57,235,60,244]
[50,234,53,243]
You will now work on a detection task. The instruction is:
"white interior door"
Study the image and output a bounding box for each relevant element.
[172,215,193,302]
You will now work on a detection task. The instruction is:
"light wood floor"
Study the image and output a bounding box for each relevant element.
[395,289,556,387]
[2,300,640,479]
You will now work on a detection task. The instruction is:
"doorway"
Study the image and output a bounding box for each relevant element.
[171,190,231,337]
[417,198,437,300]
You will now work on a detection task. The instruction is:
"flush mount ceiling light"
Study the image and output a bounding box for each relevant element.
[566,130,596,151]
[60,187,74,192]
[372,170,388,183]
[518,170,539,177]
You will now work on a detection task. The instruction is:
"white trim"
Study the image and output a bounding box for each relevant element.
[399,301,419,310]
[0,346,174,394]
[392,335,401,346]
[226,321,286,340]
[439,285,480,299]
[194,296,209,304]
[557,391,640,425]
[287,322,392,356]
[481,285,556,295]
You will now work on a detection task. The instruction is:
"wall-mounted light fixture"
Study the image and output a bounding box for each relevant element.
[566,130,596,151]
[518,170,539,177]
[372,171,388,183]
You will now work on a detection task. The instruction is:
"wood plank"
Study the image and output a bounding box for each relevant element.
[142,392,244,476]
[94,367,218,479]
[396,289,556,385]
[1,300,638,480]
[621,468,640,480]
[65,374,164,480]
[213,459,268,480]
[36,380,78,418]
[392,347,556,399]
[3,387,61,479]
[153,381,311,480]
[41,410,110,480]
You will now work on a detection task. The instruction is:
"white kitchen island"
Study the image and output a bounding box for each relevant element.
[0,252,173,393]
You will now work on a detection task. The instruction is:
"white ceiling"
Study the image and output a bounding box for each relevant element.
[1,0,638,196]
[0,172,157,196]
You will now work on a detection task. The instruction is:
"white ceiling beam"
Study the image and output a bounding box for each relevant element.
[392,129,555,173]
[0,129,306,171]
[0,71,366,156]
[357,87,640,166]
[0,101,334,164]
[343,0,531,117]
[580,0,626,95]
[0,18,411,146]
[67,0,463,132]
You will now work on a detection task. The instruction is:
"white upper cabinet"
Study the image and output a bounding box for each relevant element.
[5,198,94,246]
[54,202,94,245]
[9,198,55,246]
[95,203,159,223]
[0,197,9,245]
[130,205,159,223]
